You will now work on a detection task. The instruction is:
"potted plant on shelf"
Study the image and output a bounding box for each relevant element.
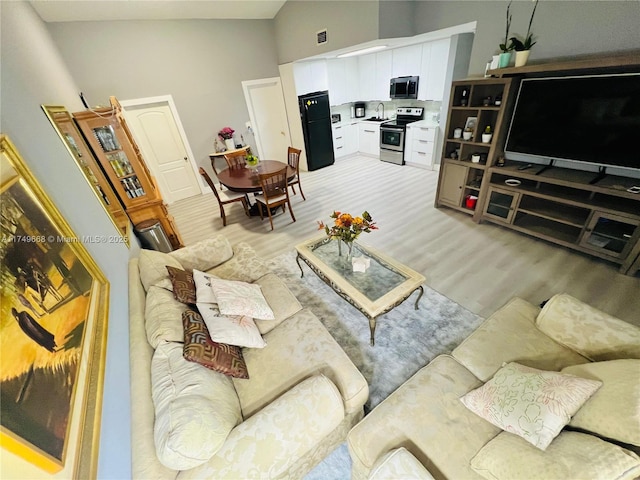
[498,0,514,68]
[509,0,539,67]
[482,125,493,144]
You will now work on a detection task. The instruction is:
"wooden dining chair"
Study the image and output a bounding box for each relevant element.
[224,149,248,170]
[254,166,295,231]
[199,167,249,227]
[286,146,305,200]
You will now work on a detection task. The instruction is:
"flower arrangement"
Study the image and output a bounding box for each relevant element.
[218,127,235,140]
[318,211,377,244]
[509,0,539,51]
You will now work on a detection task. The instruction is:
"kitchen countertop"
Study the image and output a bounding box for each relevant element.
[406,119,440,128]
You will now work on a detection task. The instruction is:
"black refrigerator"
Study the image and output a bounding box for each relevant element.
[298,91,335,171]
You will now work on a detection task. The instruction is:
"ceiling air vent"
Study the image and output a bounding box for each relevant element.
[316,29,327,46]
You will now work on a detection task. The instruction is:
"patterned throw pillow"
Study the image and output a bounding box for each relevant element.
[196,302,266,349]
[192,269,219,304]
[208,277,275,320]
[460,362,602,450]
[166,265,196,305]
[182,309,249,379]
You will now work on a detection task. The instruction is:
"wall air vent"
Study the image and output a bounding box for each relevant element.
[316,29,327,45]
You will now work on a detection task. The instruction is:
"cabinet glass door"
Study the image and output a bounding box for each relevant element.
[484,188,518,223]
[581,212,639,258]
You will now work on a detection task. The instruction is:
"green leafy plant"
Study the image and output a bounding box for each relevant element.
[509,0,539,51]
[499,1,514,53]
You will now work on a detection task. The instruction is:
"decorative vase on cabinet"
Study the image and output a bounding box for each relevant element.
[225,139,235,151]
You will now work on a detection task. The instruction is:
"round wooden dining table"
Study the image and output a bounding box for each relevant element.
[217,160,296,193]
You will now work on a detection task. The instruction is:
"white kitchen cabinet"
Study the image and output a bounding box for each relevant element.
[358,122,380,157]
[405,123,437,168]
[391,44,422,77]
[418,38,450,101]
[357,54,377,101]
[327,57,358,105]
[375,50,393,100]
[294,59,328,96]
[332,122,359,158]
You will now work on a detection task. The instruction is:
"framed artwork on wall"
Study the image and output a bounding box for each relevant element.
[0,134,109,479]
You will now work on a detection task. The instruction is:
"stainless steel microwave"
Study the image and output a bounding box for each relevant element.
[389,76,419,99]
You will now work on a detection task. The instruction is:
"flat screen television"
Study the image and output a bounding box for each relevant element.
[504,73,640,173]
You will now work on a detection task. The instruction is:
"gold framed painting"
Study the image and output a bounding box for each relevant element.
[0,134,109,478]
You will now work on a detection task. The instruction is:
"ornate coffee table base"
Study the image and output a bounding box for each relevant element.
[296,253,425,346]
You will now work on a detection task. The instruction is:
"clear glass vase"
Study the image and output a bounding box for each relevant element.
[338,239,354,262]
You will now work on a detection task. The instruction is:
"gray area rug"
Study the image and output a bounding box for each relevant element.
[265,250,484,480]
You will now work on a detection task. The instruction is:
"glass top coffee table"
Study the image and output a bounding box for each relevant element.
[295,236,425,346]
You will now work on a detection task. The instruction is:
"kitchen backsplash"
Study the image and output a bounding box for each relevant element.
[330,100,441,124]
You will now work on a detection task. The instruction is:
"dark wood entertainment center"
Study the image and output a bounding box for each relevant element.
[435,51,640,276]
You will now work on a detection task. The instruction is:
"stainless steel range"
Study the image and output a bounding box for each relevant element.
[379,107,424,165]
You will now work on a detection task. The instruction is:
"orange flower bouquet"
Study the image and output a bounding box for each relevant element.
[318,211,377,258]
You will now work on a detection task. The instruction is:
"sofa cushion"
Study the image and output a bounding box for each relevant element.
[536,293,640,361]
[233,308,368,418]
[182,309,249,379]
[138,248,183,291]
[197,303,266,349]
[151,341,242,470]
[207,242,270,283]
[177,374,344,480]
[562,359,640,447]
[470,431,640,480]
[452,298,589,383]
[166,266,196,305]
[348,355,499,480]
[168,235,233,272]
[460,362,601,450]
[253,273,302,334]
[145,285,188,348]
[368,448,435,480]
[207,277,275,320]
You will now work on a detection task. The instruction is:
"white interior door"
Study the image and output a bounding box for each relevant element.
[120,95,202,204]
[242,77,292,161]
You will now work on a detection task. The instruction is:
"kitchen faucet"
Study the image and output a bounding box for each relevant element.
[376,103,385,120]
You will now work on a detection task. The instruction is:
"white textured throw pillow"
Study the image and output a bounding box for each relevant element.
[151,341,242,470]
[208,277,275,320]
[460,362,602,450]
[192,269,219,304]
[196,303,266,349]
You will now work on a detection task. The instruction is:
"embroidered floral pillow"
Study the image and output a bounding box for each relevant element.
[460,362,602,450]
[196,302,266,349]
[207,278,275,321]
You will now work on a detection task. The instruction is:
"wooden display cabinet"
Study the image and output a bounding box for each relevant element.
[74,106,183,249]
[435,78,516,220]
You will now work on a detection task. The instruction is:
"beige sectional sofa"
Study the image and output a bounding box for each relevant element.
[129,235,368,479]
[348,294,640,480]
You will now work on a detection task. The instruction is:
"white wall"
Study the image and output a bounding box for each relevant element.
[47,18,281,177]
[414,0,640,76]
[1,2,132,478]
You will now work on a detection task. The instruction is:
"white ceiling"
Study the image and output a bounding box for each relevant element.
[30,0,288,22]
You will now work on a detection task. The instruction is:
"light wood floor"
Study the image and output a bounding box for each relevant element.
[169,155,640,325]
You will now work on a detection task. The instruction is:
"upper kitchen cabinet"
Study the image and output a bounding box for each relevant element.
[358,50,392,101]
[294,60,328,96]
[327,57,358,105]
[391,44,422,77]
[418,38,451,101]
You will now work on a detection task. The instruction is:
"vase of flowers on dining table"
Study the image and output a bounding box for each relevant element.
[318,210,377,263]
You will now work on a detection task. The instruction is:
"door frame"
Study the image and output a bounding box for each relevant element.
[241,77,292,161]
[119,94,204,198]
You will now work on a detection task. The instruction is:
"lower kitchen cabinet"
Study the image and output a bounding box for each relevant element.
[332,122,358,158]
[358,123,380,157]
[405,123,436,168]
